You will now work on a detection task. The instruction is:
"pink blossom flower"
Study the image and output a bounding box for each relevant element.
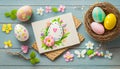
[45,6,51,13]
[58,5,65,12]
[44,36,55,47]
[63,51,74,62]
[21,45,29,54]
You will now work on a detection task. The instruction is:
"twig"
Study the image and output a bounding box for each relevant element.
[7,52,30,60]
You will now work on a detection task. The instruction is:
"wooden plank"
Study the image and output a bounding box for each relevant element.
[0,0,120,6]
[0,48,120,65]
[1,66,120,69]
[0,5,119,23]
[0,23,120,49]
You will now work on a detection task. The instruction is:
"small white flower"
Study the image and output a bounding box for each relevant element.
[81,6,85,10]
[37,7,44,15]
[104,51,112,59]
[74,49,86,58]
[4,45,8,48]
[85,41,94,49]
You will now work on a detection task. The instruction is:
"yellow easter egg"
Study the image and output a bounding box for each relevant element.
[104,13,116,30]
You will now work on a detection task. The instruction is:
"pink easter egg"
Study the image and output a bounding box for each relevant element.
[17,6,32,22]
[90,22,105,35]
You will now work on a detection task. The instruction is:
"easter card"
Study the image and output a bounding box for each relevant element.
[32,13,80,54]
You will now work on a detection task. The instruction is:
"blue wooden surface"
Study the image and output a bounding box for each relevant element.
[0,0,120,69]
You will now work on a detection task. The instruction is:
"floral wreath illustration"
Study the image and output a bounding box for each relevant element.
[40,17,70,50]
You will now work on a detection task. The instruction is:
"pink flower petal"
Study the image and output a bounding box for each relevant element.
[21,45,29,54]
[58,5,65,12]
[65,59,69,62]
[63,51,74,62]
[45,6,51,13]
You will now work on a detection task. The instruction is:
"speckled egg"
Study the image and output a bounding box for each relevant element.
[17,6,32,22]
[14,24,29,41]
[48,22,63,41]
[90,22,105,35]
[92,7,106,23]
[104,13,117,30]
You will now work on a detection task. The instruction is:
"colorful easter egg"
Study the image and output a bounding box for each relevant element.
[92,7,106,23]
[104,13,117,30]
[48,22,63,41]
[14,24,29,41]
[17,6,32,22]
[90,22,105,34]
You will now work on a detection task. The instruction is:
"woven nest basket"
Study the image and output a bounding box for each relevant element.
[84,2,120,42]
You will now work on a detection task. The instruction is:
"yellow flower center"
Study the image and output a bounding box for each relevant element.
[47,39,51,42]
[66,55,72,59]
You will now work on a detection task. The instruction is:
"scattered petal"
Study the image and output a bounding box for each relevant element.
[4,40,12,48]
[104,51,112,59]
[4,45,8,48]
[58,5,65,12]
[37,7,44,15]
[21,45,29,54]
[45,6,51,13]
[85,41,94,49]
[89,54,95,59]
[2,24,12,34]
[63,51,74,62]
[81,6,85,10]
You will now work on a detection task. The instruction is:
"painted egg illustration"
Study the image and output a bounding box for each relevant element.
[92,7,106,23]
[48,22,63,41]
[90,22,105,35]
[17,6,32,22]
[104,13,117,30]
[14,24,29,41]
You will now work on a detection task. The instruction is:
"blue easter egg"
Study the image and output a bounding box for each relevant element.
[92,7,106,23]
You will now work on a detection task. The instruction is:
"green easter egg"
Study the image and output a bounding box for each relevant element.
[87,49,94,56]
[92,7,106,23]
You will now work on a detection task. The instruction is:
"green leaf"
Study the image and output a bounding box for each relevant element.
[87,49,94,56]
[4,12,10,17]
[10,14,17,20]
[52,19,57,23]
[42,43,46,48]
[61,32,70,41]
[44,28,49,36]
[34,58,40,63]
[44,46,49,50]
[49,47,53,49]
[27,16,31,20]
[30,58,40,65]
[11,9,17,15]
[57,18,60,22]
[30,59,36,65]
[52,7,58,12]
[41,43,49,50]
[55,41,62,46]
[30,51,36,59]
[40,36,44,41]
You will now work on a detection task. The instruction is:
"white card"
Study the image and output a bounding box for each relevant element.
[32,13,80,54]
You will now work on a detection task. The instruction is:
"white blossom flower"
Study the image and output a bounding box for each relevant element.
[37,7,44,15]
[85,41,94,49]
